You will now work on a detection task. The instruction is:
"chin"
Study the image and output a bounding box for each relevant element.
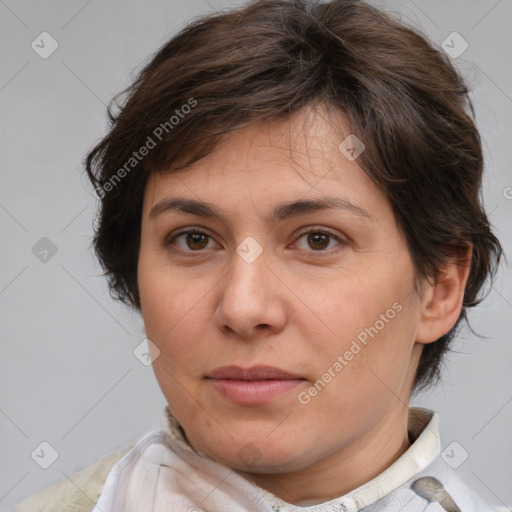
[200,436,314,474]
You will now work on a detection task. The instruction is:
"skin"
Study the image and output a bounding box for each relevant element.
[137,104,471,504]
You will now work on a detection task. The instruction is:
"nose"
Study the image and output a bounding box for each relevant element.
[214,248,287,339]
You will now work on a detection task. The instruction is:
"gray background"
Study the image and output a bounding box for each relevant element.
[0,0,511,509]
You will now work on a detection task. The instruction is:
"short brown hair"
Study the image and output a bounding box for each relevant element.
[84,0,502,392]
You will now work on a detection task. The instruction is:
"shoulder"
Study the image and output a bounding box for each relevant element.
[11,443,134,512]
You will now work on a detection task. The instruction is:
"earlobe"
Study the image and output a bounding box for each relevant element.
[415,245,473,345]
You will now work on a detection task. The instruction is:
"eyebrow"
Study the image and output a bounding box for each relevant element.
[148,196,373,224]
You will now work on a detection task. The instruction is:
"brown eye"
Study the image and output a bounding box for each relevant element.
[306,232,331,250]
[167,229,216,252]
[293,228,345,254]
[184,232,209,250]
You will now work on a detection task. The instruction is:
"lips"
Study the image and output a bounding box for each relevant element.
[206,365,306,405]
[206,365,303,381]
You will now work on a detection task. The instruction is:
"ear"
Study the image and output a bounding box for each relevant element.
[415,245,472,345]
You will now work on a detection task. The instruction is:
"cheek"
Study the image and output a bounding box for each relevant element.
[139,268,212,369]
[305,270,402,347]
[302,307,415,431]
[303,264,416,384]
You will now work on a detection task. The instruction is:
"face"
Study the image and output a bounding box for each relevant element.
[138,106,426,489]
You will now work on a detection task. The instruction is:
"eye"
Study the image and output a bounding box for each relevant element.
[167,229,218,252]
[166,227,346,255]
[293,228,345,253]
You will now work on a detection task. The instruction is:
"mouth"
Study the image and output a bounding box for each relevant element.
[205,365,306,405]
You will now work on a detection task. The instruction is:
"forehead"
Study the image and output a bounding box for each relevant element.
[142,106,391,223]
[186,106,357,178]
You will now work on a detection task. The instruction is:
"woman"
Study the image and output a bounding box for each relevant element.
[13,0,506,510]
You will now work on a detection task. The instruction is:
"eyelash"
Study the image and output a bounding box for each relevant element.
[165,227,346,257]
